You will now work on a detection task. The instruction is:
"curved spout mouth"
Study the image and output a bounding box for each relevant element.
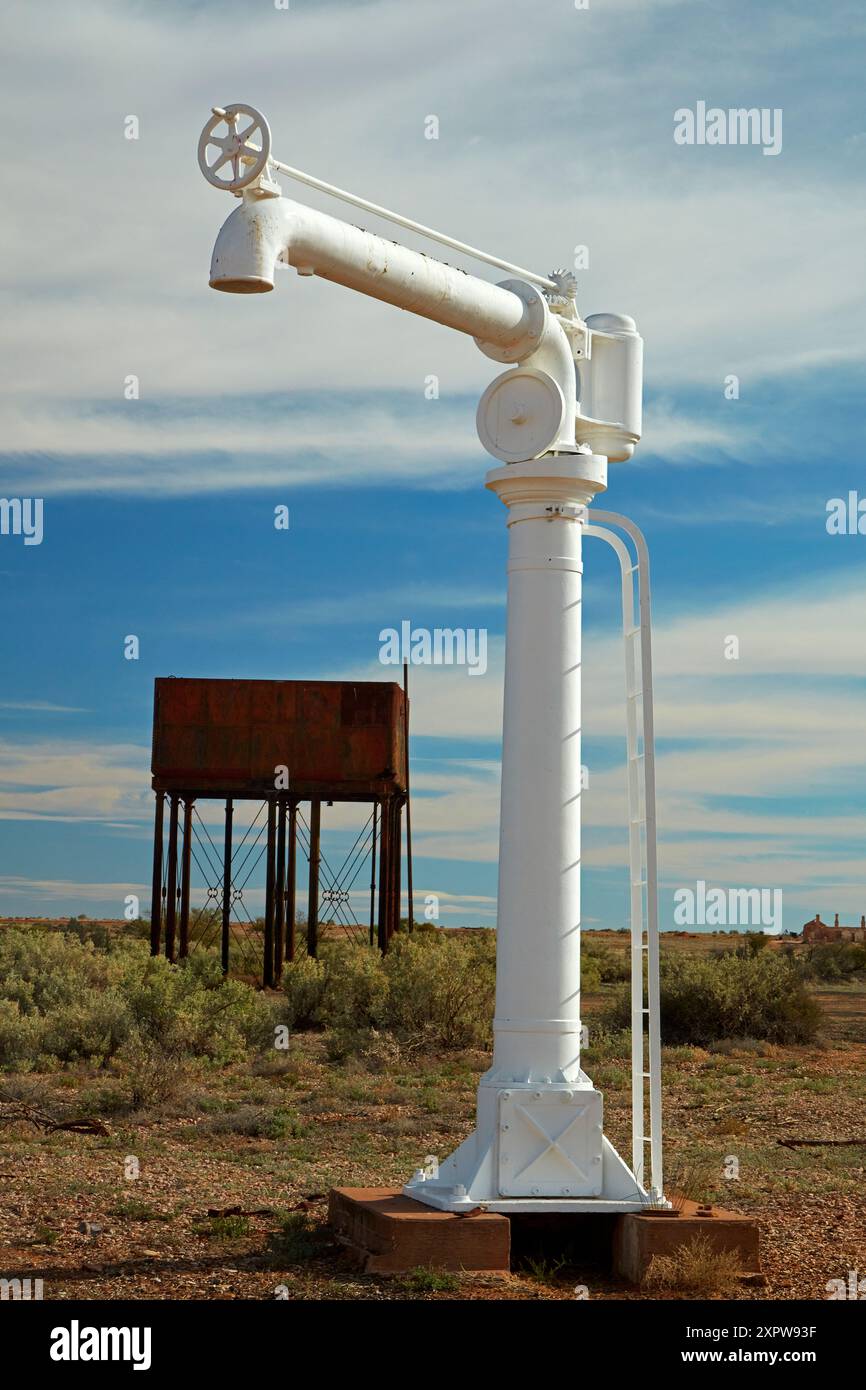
[208,198,289,294]
[209,274,274,294]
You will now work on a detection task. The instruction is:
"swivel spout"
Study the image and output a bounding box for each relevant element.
[210,194,558,361]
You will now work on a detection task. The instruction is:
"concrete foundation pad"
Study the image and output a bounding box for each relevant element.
[329,1187,760,1284]
[612,1197,761,1284]
[328,1187,511,1274]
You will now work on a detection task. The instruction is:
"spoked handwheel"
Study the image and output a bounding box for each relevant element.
[197,104,272,191]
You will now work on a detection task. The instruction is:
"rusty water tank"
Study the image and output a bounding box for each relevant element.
[151,678,407,800]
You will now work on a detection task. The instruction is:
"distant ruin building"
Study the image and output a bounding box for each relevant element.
[801,912,866,944]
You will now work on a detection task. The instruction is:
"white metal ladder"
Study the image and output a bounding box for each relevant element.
[583,510,663,1201]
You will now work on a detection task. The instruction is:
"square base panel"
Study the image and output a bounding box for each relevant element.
[329,1188,761,1282]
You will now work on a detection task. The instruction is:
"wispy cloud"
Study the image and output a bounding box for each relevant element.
[0,701,88,713]
[2,0,865,423]
[0,392,750,497]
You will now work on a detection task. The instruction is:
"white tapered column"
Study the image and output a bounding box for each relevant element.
[484,457,604,1085]
[405,452,653,1211]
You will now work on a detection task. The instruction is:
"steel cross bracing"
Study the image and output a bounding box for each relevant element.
[187,802,266,976]
[294,804,378,948]
[152,796,393,979]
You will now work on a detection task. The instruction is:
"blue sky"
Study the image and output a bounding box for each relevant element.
[1,0,865,933]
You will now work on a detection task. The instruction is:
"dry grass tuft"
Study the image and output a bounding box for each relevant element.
[644,1233,742,1294]
[653,1153,720,1211]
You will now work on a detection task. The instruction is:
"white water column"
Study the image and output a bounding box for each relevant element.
[485,458,598,1088]
[199,101,656,1215]
[407,454,646,1212]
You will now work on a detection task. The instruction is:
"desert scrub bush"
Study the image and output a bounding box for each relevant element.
[581,1024,631,1065]
[201,1103,306,1140]
[317,943,388,1032]
[0,930,130,1068]
[708,1037,779,1057]
[109,1198,171,1222]
[323,1027,368,1063]
[116,954,279,1105]
[579,955,602,992]
[582,939,630,983]
[381,933,495,1048]
[643,1233,741,1294]
[0,931,279,1078]
[39,992,131,1066]
[281,955,327,1029]
[801,942,866,981]
[0,928,118,1013]
[604,951,821,1046]
[282,932,495,1051]
[359,1028,409,1072]
[0,999,43,1067]
[732,931,771,958]
[124,952,276,1060]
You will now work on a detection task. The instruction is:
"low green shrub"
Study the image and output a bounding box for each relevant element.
[581,1024,632,1064]
[281,930,496,1051]
[801,942,866,981]
[380,933,495,1048]
[194,1214,249,1241]
[270,1211,319,1261]
[580,956,602,992]
[318,943,388,1032]
[0,931,279,1083]
[582,939,630,983]
[281,955,326,1030]
[403,1266,459,1293]
[0,998,42,1066]
[604,950,821,1045]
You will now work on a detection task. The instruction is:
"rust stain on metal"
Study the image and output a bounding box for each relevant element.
[151,677,407,799]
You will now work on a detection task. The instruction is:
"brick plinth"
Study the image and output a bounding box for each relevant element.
[612,1197,760,1284]
[328,1187,511,1274]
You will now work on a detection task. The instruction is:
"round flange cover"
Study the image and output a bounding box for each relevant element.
[477,368,566,464]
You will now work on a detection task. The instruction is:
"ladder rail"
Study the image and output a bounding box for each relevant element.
[585,511,663,1201]
[583,523,647,1189]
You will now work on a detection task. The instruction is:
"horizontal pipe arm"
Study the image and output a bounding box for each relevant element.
[266,156,558,291]
[210,196,544,355]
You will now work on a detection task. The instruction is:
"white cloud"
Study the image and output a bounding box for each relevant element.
[2,0,864,438]
[1,566,865,919]
[0,876,148,905]
[1,0,864,921]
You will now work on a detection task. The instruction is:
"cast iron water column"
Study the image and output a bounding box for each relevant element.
[408,453,650,1212]
[199,103,658,1212]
